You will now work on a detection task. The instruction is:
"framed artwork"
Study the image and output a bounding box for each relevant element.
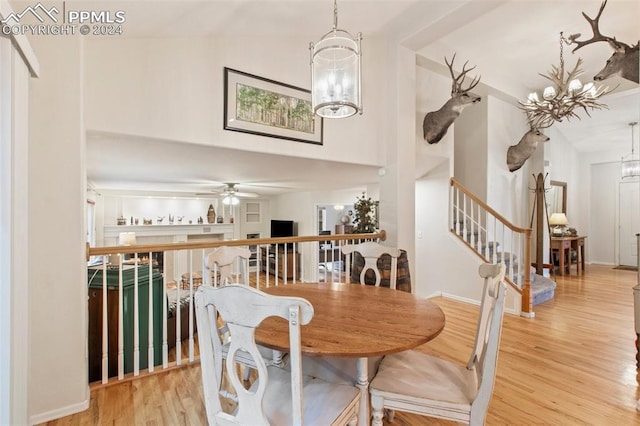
[223,67,323,145]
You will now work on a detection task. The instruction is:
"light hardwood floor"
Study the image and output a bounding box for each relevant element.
[43,264,640,425]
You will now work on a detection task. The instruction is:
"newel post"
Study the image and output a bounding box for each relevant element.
[521,229,533,316]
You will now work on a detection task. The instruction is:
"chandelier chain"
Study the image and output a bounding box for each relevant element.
[333,0,338,30]
[559,32,565,70]
[632,122,637,156]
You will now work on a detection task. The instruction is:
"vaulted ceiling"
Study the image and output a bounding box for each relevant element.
[69,0,640,195]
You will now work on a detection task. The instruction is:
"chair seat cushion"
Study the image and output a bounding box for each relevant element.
[370,349,477,413]
[263,365,360,425]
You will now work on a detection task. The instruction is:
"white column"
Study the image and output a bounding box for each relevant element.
[0,32,36,426]
[28,33,89,423]
[379,45,416,289]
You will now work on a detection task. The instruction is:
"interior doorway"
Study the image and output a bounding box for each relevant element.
[316,203,354,282]
[619,180,639,267]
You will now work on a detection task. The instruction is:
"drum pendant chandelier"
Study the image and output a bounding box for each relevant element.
[309,0,362,118]
[621,122,639,179]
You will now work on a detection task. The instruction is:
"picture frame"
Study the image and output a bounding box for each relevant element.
[223,67,323,145]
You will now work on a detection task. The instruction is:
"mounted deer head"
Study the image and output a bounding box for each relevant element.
[568,0,639,84]
[423,54,482,144]
[506,124,551,172]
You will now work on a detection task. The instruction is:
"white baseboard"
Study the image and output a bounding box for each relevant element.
[30,391,89,425]
[432,292,524,317]
[440,292,481,306]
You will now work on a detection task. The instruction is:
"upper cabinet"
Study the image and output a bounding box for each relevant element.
[245,202,261,223]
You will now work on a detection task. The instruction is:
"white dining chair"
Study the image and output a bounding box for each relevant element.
[369,263,507,426]
[341,241,402,289]
[195,284,360,425]
[205,246,251,286]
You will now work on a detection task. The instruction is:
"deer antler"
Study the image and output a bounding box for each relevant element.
[528,118,554,131]
[568,0,631,52]
[444,54,481,95]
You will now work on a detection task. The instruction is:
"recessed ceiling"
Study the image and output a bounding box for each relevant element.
[87,132,381,195]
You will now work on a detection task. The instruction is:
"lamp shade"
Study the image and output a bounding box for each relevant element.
[621,159,640,178]
[621,122,639,178]
[549,213,568,226]
[223,195,239,206]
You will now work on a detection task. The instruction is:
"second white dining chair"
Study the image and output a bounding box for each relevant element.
[205,245,286,380]
[205,246,251,286]
[369,263,507,426]
[195,284,360,425]
[341,241,402,289]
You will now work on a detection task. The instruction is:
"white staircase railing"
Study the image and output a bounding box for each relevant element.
[450,178,533,315]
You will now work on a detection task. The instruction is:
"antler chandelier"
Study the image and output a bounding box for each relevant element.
[518,32,610,129]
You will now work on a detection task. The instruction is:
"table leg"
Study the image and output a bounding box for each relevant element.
[356,357,370,426]
[559,246,565,276]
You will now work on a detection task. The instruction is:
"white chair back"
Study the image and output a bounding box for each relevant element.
[369,262,507,426]
[195,284,314,425]
[205,246,251,286]
[341,241,402,289]
[467,262,507,420]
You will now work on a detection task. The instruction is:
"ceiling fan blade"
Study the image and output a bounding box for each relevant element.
[235,191,259,198]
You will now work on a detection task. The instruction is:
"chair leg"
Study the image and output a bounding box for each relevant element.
[371,395,384,426]
[385,409,395,422]
[242,365,252,382]
[272,350,284,367]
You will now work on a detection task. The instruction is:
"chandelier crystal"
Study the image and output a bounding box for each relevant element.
[518,32,610,129]
[622,122,640,179]
[309,0,362,118]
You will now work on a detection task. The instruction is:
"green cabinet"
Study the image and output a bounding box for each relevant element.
[88,265,163,382]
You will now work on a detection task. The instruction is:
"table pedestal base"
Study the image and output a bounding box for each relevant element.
[357,357,369,426]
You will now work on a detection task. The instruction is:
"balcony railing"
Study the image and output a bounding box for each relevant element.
[85,230,385,386]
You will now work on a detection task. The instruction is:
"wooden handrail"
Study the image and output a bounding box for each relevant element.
[450,178,530,234]
[87,230,386,258]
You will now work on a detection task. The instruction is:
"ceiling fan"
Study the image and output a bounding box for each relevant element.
[196,183,259,204]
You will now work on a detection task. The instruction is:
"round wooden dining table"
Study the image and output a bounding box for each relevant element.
[255,282,446,426]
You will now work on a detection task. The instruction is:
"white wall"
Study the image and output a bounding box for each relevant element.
[455,97,488,200]
[487,96,531,228]
[28,35,89,422]
[84,36,389,168]
[545,128,580,227]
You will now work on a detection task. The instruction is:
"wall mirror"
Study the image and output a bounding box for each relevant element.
[547,180,567,215]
